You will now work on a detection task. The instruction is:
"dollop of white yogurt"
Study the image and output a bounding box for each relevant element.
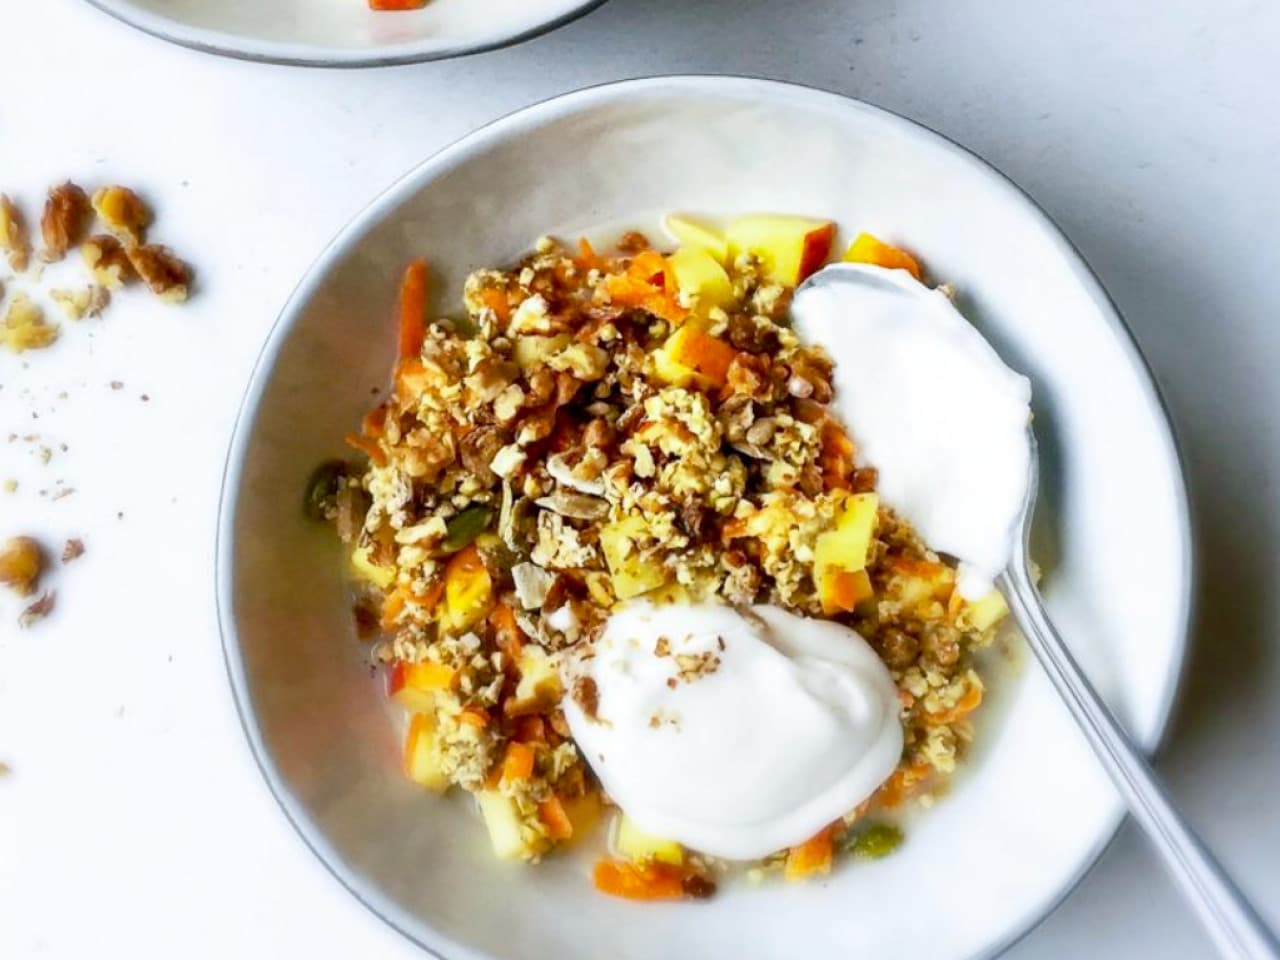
[562,600,903,861]
[791,263,1032,598]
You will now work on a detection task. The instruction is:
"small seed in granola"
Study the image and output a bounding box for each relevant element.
[41,182,92,262]
[91,186,151,244]
[126,243,191,302]
[0,536,45,596]
[0,194,31,271]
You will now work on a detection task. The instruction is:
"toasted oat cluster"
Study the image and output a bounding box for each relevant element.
[321,222,1008,899]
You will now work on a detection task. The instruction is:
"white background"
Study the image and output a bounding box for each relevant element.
[1,1,1277,957]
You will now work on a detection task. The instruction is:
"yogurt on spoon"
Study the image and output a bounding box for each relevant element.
[791,262,1033,598]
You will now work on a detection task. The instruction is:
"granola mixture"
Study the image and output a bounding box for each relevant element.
[318,219,1011,900]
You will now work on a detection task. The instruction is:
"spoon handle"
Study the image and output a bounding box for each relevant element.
[997,560,1280,960]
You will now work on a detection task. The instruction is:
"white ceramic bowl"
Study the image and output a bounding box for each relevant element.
[85,0,607,66]
[217,77,1193,960]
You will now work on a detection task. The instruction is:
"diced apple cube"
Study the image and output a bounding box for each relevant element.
[509,645,562,715]
[843,232,922,280]
[389,660,455,713]
[616,814,684,865]
[664,214,729,264]
[725,214,836,286]
[654,324,737,389]
[404,712,450,792]
[443,544,492,633]
[818,567,874,615]
[600,517,669,600]
[814,493,879,573]
[965,588,1009,631]
[477,791,533,860]
[666,246,734,314]
[513,333,570,370]
[351,544,395,589]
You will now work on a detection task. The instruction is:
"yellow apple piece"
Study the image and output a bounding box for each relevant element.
[664,214,729,264]
[389,659,455,713]
[843,232,922,280]
[600,517,670,600]
[666,246,734,313]
[443,544,493,632]
[507,645,562,716]
[964,588,1010,631]
[654,324,737,389]
[403,712,450,792]
[615,814,684,866]
[477,791,534,860]
[559,790,604,844]
[725,214,836,286]
[350,544,395,589]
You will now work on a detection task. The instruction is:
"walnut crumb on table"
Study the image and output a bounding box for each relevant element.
[62,538,85,563]
[18,591,55,628]
[40,182,92,262]
[0,194,31,271]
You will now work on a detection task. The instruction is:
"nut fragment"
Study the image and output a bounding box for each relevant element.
[61,538,85,563]
[18,592,55,628]
[0,536,45,596]
[0,194,31,271]
[126,243,191,302]
[91,186,151,243]
[2,294,59,353]
[82,235,136,290]
[50,286,110,321]
[41,182,92,261]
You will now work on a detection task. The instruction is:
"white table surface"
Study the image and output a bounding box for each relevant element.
[2,1,1277,957]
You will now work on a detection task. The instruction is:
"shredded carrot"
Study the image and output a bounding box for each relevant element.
[414,579,445,611]
[398,259,429,360]
[361,404,389,439]
[819,420,856,490]
[394,358,430,403]
[538,796,574,841]
[874,763,932,809]
[368,0,427,9]
[458,708,490,729]
[576,236,602,271]
[501,741,536,782]
[344,432,387,467]
[479,287,510,323]
[784,825,836,881]
[844,233,922,280]
[381,587,409,630]
[592,859,685,901]
[929,684,984,725]
[490,601,524,661]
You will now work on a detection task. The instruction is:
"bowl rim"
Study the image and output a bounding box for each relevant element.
[81,0,610,68]
[215,74,1197,960]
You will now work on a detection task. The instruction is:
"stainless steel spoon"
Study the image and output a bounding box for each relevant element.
[795,265,1278,958]
[1000,435,1280,959]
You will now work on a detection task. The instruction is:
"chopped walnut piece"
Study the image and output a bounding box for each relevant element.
[50,285,110,321]
[0,194,31,271]
[2,294,59,353]
[91,186,151,244]
[0,537,45,596]
[82,234,136,290]
[18,591,55,628]
[126,243,191,301]
[41,182,92,262]
[61,538,85,563]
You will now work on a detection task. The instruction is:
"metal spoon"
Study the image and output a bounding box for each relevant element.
[794,265,1277,957]
[1000,433,1279,959]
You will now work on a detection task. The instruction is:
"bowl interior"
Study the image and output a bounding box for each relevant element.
[219,78,1190,960]
[89,0,602,63]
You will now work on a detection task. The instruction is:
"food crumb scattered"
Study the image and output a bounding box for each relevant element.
[91,186,151,244]
[109,380,123,390]
[18,591,55,628]
[82,235,135,290]
[126,242,192,302]
[2,293,59,353]
[0,536,45,596]
[0,194,31,271]
[50,285,110,321]
[41,182,92,262]
[61,538,85,563]
[3,479,16,493]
